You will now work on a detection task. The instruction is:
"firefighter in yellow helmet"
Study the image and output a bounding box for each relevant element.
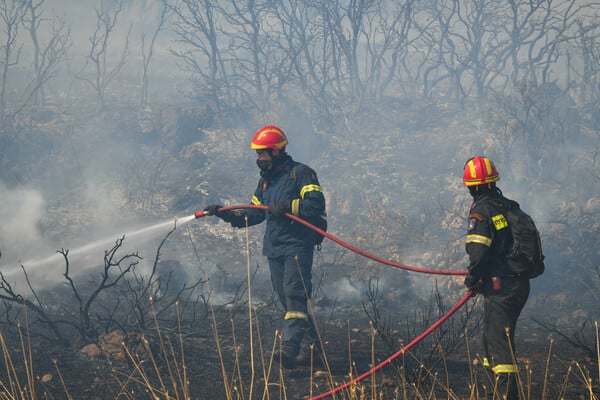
[463,156,529,400]
[203,126,326,369]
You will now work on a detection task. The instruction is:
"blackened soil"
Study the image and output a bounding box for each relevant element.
[2,305,598,400]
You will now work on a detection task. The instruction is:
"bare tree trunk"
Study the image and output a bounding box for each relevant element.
[169,0,231,109]
[140,0,167,108]
[0,0,26,129]
[76,0,129,111]
[20,0,70,113]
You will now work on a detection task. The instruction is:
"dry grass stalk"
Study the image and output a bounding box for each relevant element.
[594,321,600,392]
[243,217,256,400]
[542,337,554,399]
[110,298,191,400]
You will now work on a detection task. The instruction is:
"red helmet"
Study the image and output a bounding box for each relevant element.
[250,125,288,150]
[463,156,499,186]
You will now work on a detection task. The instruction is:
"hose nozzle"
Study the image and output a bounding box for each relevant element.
[194,210,205,219]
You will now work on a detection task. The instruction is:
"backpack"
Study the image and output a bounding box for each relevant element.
[290,164,328,250]
[503,201,545,278]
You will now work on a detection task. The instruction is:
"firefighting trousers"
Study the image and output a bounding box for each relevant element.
[267,251,314,351]
[483,276,530,399]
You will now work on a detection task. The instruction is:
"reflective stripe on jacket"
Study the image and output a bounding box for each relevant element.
[466,192,512,279]
[230,155,326,257]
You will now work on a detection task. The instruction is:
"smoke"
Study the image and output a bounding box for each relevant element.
[0,179,196,292]
[0,0,596,325]
[0,183,52,265]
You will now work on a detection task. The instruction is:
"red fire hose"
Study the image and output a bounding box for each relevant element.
[195,204,474,399]
[195,205,467,276]
[308,290,474,400]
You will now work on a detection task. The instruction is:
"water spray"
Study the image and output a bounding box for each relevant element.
[5,215,198,285]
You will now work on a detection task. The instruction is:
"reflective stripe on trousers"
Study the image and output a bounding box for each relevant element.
[285,311,308,321]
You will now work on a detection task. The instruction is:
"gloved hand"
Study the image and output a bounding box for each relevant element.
[268,200,291,217]
[464,274,483,294]
[203,205,224,216]
[203,204,234,221]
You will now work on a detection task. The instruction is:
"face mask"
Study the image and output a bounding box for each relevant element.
[257,159,272,172]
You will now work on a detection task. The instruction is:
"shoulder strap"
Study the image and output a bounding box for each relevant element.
[290,164,298,183]
[289,161,306,184]
[480,194,511,213]
[506,198,520,210]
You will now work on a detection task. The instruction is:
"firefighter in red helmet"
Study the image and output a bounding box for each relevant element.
[204,125,326,369]
[463,156,529,400]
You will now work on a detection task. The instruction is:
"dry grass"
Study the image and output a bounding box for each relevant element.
[0,232,598,399]
[0,311,598,399]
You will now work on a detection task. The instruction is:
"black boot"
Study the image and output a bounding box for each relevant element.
[296,315,322,366]
[496,372,519,400]
[274,343,299,369]
[296,341,323,367]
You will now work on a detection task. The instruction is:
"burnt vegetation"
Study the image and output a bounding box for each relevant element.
[0,0,599,399]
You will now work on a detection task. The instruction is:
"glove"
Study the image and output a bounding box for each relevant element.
[464,274,483,294]
[203,204,234,221]
[268,200,291,217]
[203,204,223,216]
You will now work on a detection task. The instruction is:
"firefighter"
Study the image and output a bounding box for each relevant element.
[462,156,529,400]
[203,125,326,369]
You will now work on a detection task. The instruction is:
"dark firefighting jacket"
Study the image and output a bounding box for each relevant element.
[467,189,530,387]
[466,190,514,279]
[227,155,326,258]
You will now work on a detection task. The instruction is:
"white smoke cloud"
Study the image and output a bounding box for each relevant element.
[0,183,49,265]
[0,181,195,292]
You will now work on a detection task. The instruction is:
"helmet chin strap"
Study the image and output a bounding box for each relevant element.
[469,183,498,197]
